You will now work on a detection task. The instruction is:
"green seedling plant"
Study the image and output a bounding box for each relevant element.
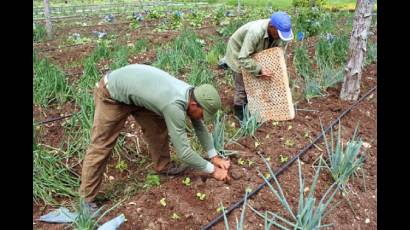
[160,198,167,207]
[284,139,295,148]
[196,192,206,201]
[250,155,339,229]
[212,110,239,158]
[171,212,181,220]
[182,177,191,186]
[238,158,245,166]
[279,154,289,164]
[143,174,160,189]
[318,122,366,190]
[33,56,72,107]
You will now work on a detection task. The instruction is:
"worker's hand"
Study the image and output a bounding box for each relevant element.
[211,166,231,181]
[211,156,231,170]
[260,67,273,79]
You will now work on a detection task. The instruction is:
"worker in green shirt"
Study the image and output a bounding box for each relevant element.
[79,64,231,207]
[222,12,294,120]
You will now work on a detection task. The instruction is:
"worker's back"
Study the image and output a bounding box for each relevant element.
[107,64,191,116]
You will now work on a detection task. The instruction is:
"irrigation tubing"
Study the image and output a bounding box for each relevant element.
[34,112,78,126]
[201,85,377,230]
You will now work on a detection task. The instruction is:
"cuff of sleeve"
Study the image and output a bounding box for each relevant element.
[207,148,218,158]
[203,162,215,174]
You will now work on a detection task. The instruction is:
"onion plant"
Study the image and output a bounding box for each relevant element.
[249,155,339,229]
[221,191,249,230]
[33,145,79,205]
[318,122,366,190]
[33,56,72,107]
[110,46,129,70]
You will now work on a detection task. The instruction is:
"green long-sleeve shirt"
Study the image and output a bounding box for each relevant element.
[225,19,280,76]
[106,64,217,173]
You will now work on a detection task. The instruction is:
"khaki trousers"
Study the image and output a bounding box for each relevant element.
[233,71,248,106]
[79,77,171,202]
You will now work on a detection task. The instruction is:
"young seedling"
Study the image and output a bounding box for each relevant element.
[143,174,160,189]
[115,160,128,172]
[247,160,255,167]
[279,154,289,164]
[238,158,245,166]
[196,192,206,201]
[304,131,310,139]
[160,198,167,207]
[272,121,280,127]
[182,177,191,186]
[284,139,295,148]
[171,212,180,220]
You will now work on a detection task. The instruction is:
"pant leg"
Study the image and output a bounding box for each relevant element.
[131,109,170,172]
[233,71,248,106]
[79,79,135,202]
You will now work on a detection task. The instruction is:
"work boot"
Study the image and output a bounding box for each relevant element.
[234,105,244,121]
[159,162,188,176]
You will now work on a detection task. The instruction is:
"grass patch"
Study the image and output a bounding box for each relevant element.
[33,56,72,107]
[33,145,79,205]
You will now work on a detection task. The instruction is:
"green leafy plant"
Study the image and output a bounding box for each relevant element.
[160,198,167,207]
[250,155,339,229]
[279,154,289,164]
[171,212,181,220]
[143,174,160,189]
[238,158,245,166]
[284,139,295,148]
[115,160,128,172]
[196,192,206,201]
[182,177,191,186]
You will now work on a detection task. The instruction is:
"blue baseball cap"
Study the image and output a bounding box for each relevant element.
[270,12,294,41]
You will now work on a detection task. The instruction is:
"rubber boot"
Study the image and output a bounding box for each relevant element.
[234,105,244,121]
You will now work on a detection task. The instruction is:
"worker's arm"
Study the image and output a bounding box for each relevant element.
[190,119,217,158]
[163,104,214,173]
[191,119,231,170]
[238,32,263,77]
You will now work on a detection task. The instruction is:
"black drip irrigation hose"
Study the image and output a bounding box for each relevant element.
[34,112,78,125]
[201,86,377,230]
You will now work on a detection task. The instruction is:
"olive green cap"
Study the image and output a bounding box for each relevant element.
[193,84,221,121]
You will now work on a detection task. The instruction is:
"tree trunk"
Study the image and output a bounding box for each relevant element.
[43,0,53,40]
[340,0,375,101]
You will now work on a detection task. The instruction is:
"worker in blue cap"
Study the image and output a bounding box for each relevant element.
[221,12,294,120]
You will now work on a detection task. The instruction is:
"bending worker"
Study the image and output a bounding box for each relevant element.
[222,12,294,120]
[79,64,231,207]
